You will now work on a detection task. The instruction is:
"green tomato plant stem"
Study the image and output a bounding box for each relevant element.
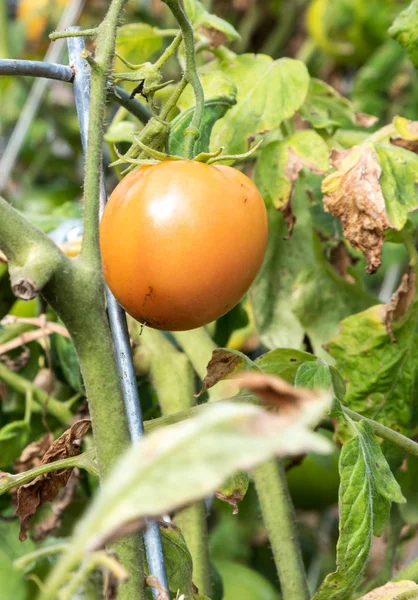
[154,31,183,70]
[136,326,212,596]
[0,0,147,596]
[0,450,98,495]
[343,407,418,458]
[161,0,204,158]
[253,460,310,600]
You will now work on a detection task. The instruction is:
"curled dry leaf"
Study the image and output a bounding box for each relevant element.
[234,371,323,411]
[355,112,379,128]
[323,147,390,273]
[32,469,81,542]
[16,419,90,541]
[356,580,418,600]
[15,433,54,473]
[382,267,416,342]
[196,348,243,398]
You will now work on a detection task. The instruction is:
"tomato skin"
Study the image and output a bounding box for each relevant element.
[100,160,268,331]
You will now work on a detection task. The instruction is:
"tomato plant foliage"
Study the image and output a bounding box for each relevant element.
[3,0,418,599]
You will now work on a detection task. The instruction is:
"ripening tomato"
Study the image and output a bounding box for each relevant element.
[100,160,268,331]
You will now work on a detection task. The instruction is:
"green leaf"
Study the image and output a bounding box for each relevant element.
[183,0,240,41]
[250,186,316,350]
[328,302,418,434]
[255,348,316,383]
[104,120,137,144]
[0,421,29,468]
[313,421,405,600]
[295,361,332,389]
[254,130,329,213]
[177,71,237,112]
[299,78,363,130]
[210,55,309,154]
[159,523,195,597]
[292,252,376,358]
[169,96,236,156]
[0,520,35,600]
[169,72,237,155]
[389,0,418,68]
[115,24,163,70]
[53,333,84,394]
[58,400,332,560]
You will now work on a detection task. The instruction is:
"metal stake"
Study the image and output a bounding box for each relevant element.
[67,29,169,597]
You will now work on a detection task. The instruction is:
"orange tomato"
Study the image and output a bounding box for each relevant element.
[100,160,268,331]
[17,0,68,45]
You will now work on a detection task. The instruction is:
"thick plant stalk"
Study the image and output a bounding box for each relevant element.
[138,326,212,596]
[253,460,310,600]
[161,0,204,158]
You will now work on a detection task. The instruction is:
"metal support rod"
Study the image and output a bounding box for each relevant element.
[0,0,86,192]
[66,29,168,596]
[0,59,152,124]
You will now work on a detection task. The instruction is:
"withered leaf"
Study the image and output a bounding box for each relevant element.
[32,468,80,541]
[355,112,378,128]
[198,25,228,48]
[382,267,416,342]
[235,372,323,411]
[323,147,391,273]
[14,433,54,473]
[145,575,170,600]
[16,419,90,541]
[196,349,243,398]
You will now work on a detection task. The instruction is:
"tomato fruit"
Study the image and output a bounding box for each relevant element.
[100,160,268,331]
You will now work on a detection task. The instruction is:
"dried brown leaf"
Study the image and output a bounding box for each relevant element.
[14,433,54,473]
[355,112,379,128]
[234,372,322,411]
[199,25,228,48]
[32,469,80,541]
[323,147,391,273]
[16,419,90,540]
[391,138,418,153]
[196,349,242,398]
[215,489,243,515]
[145,575,170,600]
[382,267,416,342]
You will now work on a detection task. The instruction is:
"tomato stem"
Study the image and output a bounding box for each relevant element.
[253,460,310,600]
[154,31,183,70]
[161,0,204,159]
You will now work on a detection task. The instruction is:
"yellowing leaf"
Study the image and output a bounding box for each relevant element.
[356,580,418,600]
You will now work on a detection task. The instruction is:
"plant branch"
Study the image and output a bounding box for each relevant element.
[343,407,418,458]
[0,360,73,425]
[155,32,183,70]
[0,196,65,299]
[0,450,98,496]
[253,460,310,600]
[137,326,212,595]
[161,0,204,158]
